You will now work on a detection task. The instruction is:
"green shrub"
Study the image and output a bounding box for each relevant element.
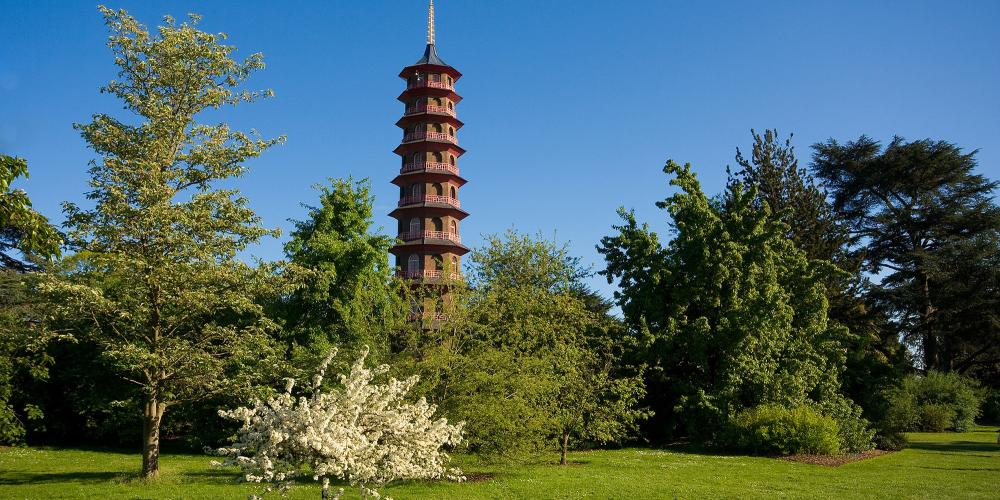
[884,371,983,432]
[918,404,955,432]
[725,404,841,455]
[875,431,908,451]
[818,396,875,452]
[978,388,1000,425]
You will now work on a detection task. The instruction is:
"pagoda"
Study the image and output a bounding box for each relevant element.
[389,0,467,320]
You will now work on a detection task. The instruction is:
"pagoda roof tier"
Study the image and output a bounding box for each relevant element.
[390,239,470,256]
[392,170,467,187]
[398,45,463,80]
[396,112,463,130]
[393,140,465,157]
[399,62,462,80]
[397,86,462,104]
[390,203,469,221]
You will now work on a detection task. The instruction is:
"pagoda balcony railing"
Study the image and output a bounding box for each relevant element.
[398,230,462,244]
[397,270,463,280]
[406,79,454,90]
[398,194,461,208]
[401,161,459,175]
[403,131,457,144]
[404,104,456,117]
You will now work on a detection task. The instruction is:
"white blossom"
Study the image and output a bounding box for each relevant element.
[214,346,464,499]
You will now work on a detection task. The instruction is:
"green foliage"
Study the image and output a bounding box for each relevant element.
[874,431,909,451]
[282,177,405,357]
[41,6,289,475]
[812,136,1000,375]
[724,404,841,455]
[398,231,648,460]
[980,388,1000,424]
[885,371,983,432]
[735,130,908,425]
[0,155,62,271]
[0,271,69,445]
[599,160,866,446]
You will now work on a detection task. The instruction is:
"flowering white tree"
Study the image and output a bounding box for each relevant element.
[214,347,464,499]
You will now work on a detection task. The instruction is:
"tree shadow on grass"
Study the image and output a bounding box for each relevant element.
[907,441,999,454]
[0,471,135,485]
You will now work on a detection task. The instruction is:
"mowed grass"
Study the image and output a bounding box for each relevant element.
[2,428,998,499]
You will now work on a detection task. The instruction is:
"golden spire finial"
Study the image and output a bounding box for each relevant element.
[427,0,435,45]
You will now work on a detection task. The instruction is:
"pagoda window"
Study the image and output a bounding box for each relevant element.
[448,126,454,136]
[432,217,443,232]
[409,218,421,234]
[410,184,421,197]
[449,155,455,165]
[433,255,444,271]
[447,101,453,110]
[449,185,457,198]
[449,220,457,233]
[432,97,442,106]
[412,152,422,164]
[407,254,420,273]
[433,152,443,162]
[451,255,458,269]
[432,183,444,196]
[433,123,443,133]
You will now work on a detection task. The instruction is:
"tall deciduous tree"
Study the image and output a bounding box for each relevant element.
[47,7,285,478]
[811,136,1000,374]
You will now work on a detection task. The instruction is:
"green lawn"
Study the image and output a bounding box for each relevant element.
[2,428,998,499]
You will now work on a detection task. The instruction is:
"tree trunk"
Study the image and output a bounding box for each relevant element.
[559,431,570,465]
[142,396,166,479]
[920,271,938,371]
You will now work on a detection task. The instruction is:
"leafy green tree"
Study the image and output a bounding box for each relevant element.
[44,7,286,478]
[734,130,906,423]
[282,177,405,358]
[600,161,866,447]
[811,136,1000,374]
[398,231,648,460]
[0,155,63,443]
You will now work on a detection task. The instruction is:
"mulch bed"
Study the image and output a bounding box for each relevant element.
[781,449,893,466]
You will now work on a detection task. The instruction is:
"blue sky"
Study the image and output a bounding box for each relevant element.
[3,0,998,299]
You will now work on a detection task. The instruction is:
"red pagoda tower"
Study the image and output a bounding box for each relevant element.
[389,1,467,319]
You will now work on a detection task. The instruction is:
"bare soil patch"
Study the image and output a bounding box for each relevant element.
[464,472,495,482]
[782,449,893,467]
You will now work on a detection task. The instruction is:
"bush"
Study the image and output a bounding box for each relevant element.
[725,404,841,455]
[919,404,956,432]
[980,389,1000,425]
[875,431,908,451]
[884,371,983,432]
[818,396,875,452]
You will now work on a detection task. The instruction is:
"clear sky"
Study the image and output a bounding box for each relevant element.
[3,0,999,299]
